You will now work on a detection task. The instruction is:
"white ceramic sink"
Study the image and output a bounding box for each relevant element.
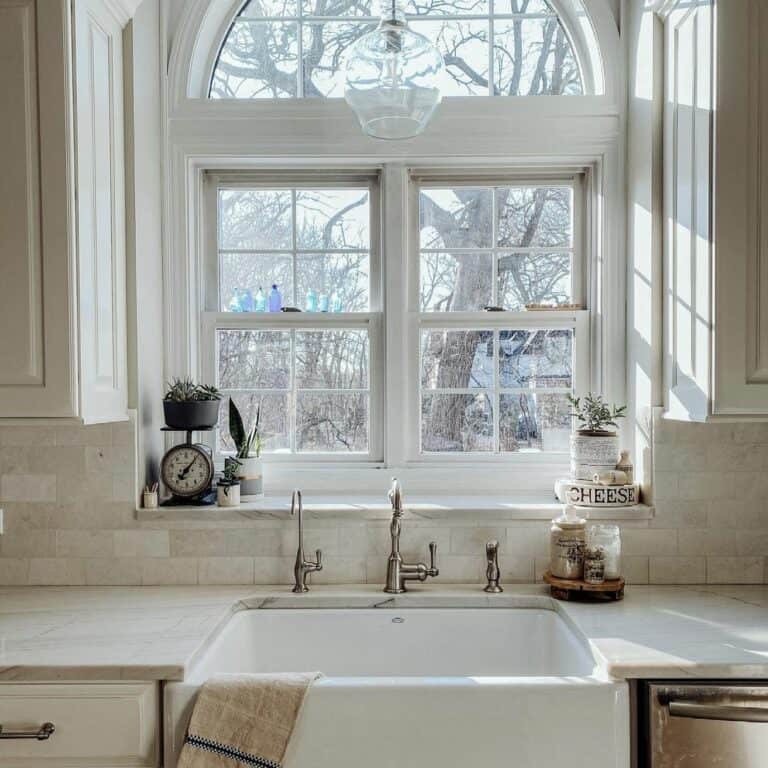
[165,606,629,768]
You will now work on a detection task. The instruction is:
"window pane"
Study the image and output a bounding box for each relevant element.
[209,21,299,99]
[420,188,493,249]
[218,393,290,453]
[301,0,375,17]
[408,0,488,16]
[297,393,368,451]
[493,17,583,96]
[497,252,571,310]
[494,0,553,13]
[296,189,370,250]
[302,23,374,97]
[217,330,292,389]
[421,330,493,389]
[219,189,293,250]
[420,252,492,312]
[220,254,294,311]
[498,329,573,389]
[296,330,369,388]
[296,253,370,311]
[499,392,571,452]
[421,393,493,452]
[410,20,489,97]
[496,186,572,248]
[240,0,299,17]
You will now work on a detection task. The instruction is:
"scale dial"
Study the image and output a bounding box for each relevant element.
[161,444,214,498]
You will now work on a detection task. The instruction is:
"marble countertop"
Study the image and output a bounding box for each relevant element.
[2,584,768,682]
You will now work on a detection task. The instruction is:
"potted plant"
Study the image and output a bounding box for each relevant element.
[229,398,263,498]
[163,378,222,430]
[568,394,627,482]
[216,457,242,507]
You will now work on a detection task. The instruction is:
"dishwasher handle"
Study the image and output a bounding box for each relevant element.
[668,700,768,723]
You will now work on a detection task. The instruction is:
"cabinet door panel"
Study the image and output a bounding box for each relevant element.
[0,0,76,417]
[73,0,128,424]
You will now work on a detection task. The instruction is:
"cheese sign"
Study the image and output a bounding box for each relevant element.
[555,479,639,507]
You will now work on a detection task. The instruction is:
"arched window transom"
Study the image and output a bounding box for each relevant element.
[209,0,587,99]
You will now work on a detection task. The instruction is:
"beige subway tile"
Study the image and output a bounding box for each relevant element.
[56,530,113,558]
[0,427,57,447]
[38,446,86,476]
[1,474,56,502]
[678,472,732,501]
[170,530,227,557]
[501,556,534,583]
[114,530,169,558]
[311,557,366,584]
[450,527,507,555]
[652,471,679,500]
[0,447,32,474]
[622,556,649,584]
[280,527,338,557]
[226,528,281,557]
[112,473,136,503]
[55,424,112,447]
[435,555,484,583]
[621,528,678,556]
[29,558,86,585]
[650,500,706,528]
[504,525,549,557]
[366,557,386,583]
[111,420,135,446]
[1,530,56,558]
[56,472,111,504]
[1,504,53,531]
[679,529,768,557]
[253,557,294,584]
[707,500,768,529]
[141,558,197,585]
[51,501,132,530]
[85,558,142,586]
[534,557,549,582]
[0,558,30,585]
[707,442,764,471]
[707,557,764,584]
[198,557,254,585]
[367,526,450,560]
[338,524,367,554]
[649,556,705,584]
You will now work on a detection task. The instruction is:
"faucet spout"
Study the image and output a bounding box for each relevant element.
[383,479,438,593]
[291,489,322,593]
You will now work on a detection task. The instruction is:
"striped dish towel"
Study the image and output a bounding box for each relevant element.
[177,673,320,768]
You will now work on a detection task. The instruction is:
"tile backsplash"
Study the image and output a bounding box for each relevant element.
[1,414,767,585]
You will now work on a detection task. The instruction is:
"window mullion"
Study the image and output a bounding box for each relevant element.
[290,329,298,453]
[493,329,500,453]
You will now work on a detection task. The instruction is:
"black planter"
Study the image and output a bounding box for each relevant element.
[163,400,221,430]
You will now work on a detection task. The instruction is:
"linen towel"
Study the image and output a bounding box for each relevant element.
[177,673,320,768]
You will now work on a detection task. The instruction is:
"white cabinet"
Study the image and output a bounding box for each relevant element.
[0,0,134,423]
[0,682,159,767]
[662,0,768,420]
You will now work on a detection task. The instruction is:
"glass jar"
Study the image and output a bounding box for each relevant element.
[587,524,621,579]
[549,509,587,579]
[583,546,606,584]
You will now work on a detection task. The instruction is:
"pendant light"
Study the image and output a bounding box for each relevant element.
[344,0,444,140]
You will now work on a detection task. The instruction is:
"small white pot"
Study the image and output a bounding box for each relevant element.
[217,483,240,507]
[236,455,263,498]
[570,432,619,481]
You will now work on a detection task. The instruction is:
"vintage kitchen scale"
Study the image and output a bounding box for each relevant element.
[160,427,216,506]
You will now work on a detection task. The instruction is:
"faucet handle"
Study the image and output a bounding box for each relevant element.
[314,548,323,570]
[428,541,439,576]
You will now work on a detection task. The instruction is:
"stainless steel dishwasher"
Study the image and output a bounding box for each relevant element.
[641,682,768,766]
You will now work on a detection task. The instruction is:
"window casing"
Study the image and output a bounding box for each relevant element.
[202,166,589,467]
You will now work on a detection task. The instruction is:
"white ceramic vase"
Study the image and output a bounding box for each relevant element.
[570,432,619,481]
[217,483,240,507]
[236,456,263,498]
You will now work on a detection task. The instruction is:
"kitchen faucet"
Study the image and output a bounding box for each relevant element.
[484,539,503,593]
[384,478,439,593]
[291,490,322,593]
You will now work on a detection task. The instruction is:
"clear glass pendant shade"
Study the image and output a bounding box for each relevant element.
[344,3,444,140]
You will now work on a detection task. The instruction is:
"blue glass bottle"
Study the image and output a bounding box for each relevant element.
[241,288,254,312]
[318,293,330,313]
[331,293,343,313]
[254,287,267,312]
[268,284,282,312]
[228,288,242,313]
[305,289,318,313]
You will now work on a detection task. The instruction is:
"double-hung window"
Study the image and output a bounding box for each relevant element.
[202,166,589,468]
[202,171,383,461]
[409,171,589,460]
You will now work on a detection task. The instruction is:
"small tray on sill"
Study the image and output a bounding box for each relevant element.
[544,571,625,602]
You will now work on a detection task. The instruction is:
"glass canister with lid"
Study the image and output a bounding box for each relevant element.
[587,524,622,579]
[549,507,587,579]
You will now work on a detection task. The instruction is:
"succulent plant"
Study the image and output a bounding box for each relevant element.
[164,378,222,402]
[218,457,242,492]
[229,398,261,458]
[568,393,626,435]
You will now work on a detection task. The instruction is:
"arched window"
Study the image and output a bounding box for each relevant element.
[209,0,591,99]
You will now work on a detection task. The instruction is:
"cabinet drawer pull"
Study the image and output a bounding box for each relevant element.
[0,722,55,740]
[669,701,768,723]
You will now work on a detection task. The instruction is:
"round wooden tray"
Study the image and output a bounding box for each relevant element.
[544,571,625,601]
